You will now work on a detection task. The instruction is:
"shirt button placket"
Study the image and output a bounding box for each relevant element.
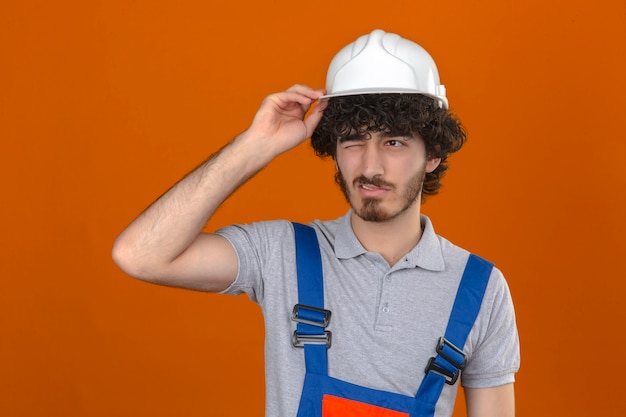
[375,272,394,330]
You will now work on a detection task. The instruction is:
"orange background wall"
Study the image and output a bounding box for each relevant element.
[2,1,625,416]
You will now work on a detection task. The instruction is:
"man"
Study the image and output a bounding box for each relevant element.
[113,29,520,417]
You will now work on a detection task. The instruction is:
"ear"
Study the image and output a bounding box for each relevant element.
[425,157,441,173]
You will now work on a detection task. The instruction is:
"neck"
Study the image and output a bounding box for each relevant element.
[350,204,424,266]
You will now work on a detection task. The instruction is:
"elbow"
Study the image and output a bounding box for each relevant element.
[111,236,155,282]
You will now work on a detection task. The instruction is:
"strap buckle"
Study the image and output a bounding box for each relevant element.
[436,337,467,370]
[291,304,332,348]
[291,304,332,328]
[424,337,467,385]
[291,330,332,348]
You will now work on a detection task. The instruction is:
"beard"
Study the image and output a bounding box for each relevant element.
[336,167,425,222]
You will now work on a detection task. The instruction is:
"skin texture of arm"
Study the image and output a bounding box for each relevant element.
[112,85,327,292]
[465,384,515,417]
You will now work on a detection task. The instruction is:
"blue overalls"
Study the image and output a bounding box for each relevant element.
[290,223,493,417]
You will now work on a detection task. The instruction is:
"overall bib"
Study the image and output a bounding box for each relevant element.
[290,223,493,417]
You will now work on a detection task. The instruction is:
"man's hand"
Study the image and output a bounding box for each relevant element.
[241,85,327,160]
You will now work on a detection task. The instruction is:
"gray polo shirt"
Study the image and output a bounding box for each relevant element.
[217,211,520,417]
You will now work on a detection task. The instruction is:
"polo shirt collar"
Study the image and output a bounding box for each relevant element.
[334,211,365,259]
[334,210,446,272]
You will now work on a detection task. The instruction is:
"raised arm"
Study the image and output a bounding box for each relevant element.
[112,85,327,292]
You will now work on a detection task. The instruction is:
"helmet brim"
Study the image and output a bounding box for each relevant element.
[318,89,448,109]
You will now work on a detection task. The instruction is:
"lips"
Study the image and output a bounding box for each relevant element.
[360,183,384,191]
[355,177,393,198]
[354,176,393,191]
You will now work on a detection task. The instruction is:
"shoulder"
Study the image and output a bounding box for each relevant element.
[436,232,511,310]
[206,213,341,260]
[423,219,514,321]
[309,217,343,246]
[215,219,295,248]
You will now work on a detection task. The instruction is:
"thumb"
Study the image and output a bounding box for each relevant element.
[303,100,328,138]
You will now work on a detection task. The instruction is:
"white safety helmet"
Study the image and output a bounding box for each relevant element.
[321,29,448,109]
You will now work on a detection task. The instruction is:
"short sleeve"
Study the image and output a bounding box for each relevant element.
[214,220,295,305]
[214,223,264,302]
[461,267,521,388]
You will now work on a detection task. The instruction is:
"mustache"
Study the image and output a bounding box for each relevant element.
[353,175,394,189]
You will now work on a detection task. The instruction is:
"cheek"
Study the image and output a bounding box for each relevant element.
[396,156,426,175]
[334,152,353,175]
[335,164,352,186]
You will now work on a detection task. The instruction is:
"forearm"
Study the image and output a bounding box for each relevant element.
[112,131,273,279]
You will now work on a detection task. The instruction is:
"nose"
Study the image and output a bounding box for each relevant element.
[361,141,384,178]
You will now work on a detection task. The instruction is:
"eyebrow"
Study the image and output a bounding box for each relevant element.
[338,131,415,143]
[340,133,368,142]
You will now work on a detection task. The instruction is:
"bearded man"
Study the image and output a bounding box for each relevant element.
[113,30,520,417]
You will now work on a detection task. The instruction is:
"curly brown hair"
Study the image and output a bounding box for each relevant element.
[311,94,467,200]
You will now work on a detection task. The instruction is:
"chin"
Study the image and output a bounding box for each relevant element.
[353,196,421,223]
[354,200,396,222]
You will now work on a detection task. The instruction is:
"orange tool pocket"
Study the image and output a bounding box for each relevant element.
[322,394,410,417]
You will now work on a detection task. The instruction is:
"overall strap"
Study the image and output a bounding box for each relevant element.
[291,222,330,375]
[415,254,494,406]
